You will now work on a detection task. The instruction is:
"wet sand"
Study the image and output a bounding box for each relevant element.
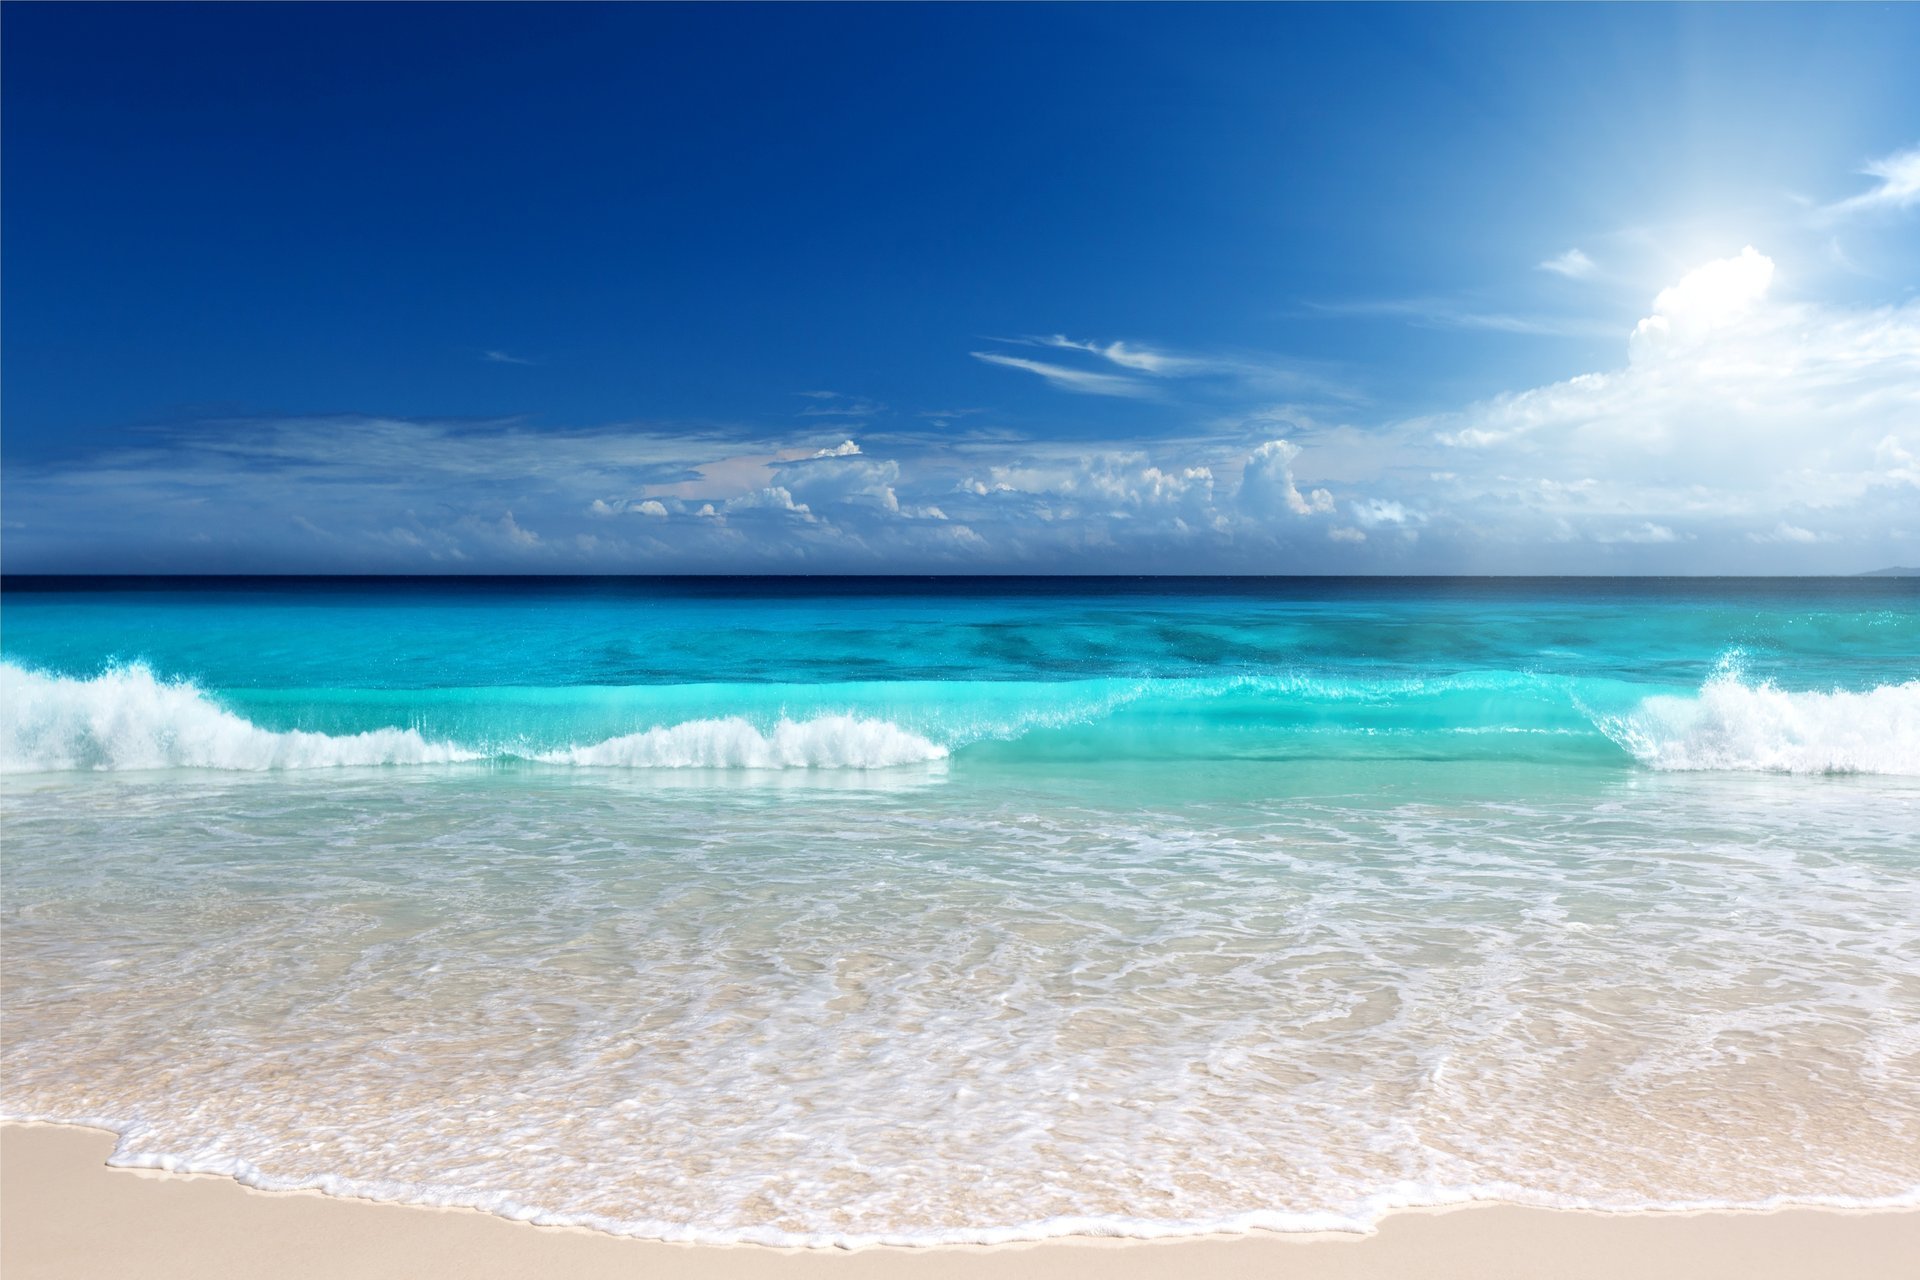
[5,1123,1917,1279]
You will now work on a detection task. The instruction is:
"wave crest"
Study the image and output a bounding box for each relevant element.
[536,715,946,770]
[0,663,480,773]
[0,663,944,774]
[1599,673,1920,775]
[9,660,1915,778]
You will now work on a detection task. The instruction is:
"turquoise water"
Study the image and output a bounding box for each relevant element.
[3,578,1918,1243]
[5,577,1917,772]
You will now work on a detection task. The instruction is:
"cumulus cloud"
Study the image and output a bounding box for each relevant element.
[588,496,669,518]
[725,486,814,518]
[1874,435,1920,489]
[1413,243,1920,562]
[1238,439,1334,518]
[1628,245,1773,357]
[954,453,1219,540]
[773,451,907,514]
[8,233,1917,575]
[1349,498,1414,527]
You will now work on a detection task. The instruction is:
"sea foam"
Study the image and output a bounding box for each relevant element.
[0,663,944,773]
[536,715,946,770]
[0,662,480,773]
[1599,670,1920,776]
[8,660,1917,777]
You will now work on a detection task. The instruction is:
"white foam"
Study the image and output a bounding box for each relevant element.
[9,1114,1919,1248]
[0,663,478,773]
[1600,671,1920,776]
[0,663,946,773]
[7,765,1920,1247]
[538,714,947,770]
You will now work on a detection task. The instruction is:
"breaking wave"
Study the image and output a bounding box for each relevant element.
[0,664,944,774]
[535,716,946,770]
[0,663,482,773]
[1599,670,1920,776]
[4,660,1915,777]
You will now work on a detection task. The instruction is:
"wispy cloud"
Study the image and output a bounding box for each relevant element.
[12,235,1918,574]
[1821,144,1920,220]
[483,350,537,366]
[917,407,986,428]
[796,394,885,417]
[1307,299,1611,338]
[1537,248,1597,279]
[969,351,1152,398]
[1035,335,1200,375]
[979,335,1356,404]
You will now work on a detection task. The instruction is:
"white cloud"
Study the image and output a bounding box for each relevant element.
[726,486,814,519]
[1875,435,1920,488]
[957,453,1219,531]
[588,496,669,518]
[978,335,1357,404]
[494,511,540,548]
[483,350,535,365]
[1596,523,1679,545]
[1349,498,1416,527]
[1821,144,1920,220]
[1538,249,1597,279]
[1629,245,1773,358]
[774,452,905,514]
[1238,439,1334,518]
[1748,522,1832,545]
[970,351,1151,397]
[1411,244,1920,563]
[1038,335,1197,375]
[9,231,1916,575]
[1310,298,1610,338]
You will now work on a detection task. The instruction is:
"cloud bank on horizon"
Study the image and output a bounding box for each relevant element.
[3,6,1917,574]
[13,227,1917,574]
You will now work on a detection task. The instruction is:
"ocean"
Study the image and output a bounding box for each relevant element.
[2,576,1917,1245]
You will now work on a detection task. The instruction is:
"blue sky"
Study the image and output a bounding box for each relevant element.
[4,3,1918,573]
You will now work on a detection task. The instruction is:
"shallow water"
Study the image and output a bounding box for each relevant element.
[3,578,1918,1243]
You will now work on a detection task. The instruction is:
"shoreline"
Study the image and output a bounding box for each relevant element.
[6,1123,1918,1279]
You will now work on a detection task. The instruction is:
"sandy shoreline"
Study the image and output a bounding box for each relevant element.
[2,1123,1915,1279]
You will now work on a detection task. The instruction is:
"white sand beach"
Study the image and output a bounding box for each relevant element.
[6,1123,1918,1280]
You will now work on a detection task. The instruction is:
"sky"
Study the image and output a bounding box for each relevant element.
[3,2,1918,574]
